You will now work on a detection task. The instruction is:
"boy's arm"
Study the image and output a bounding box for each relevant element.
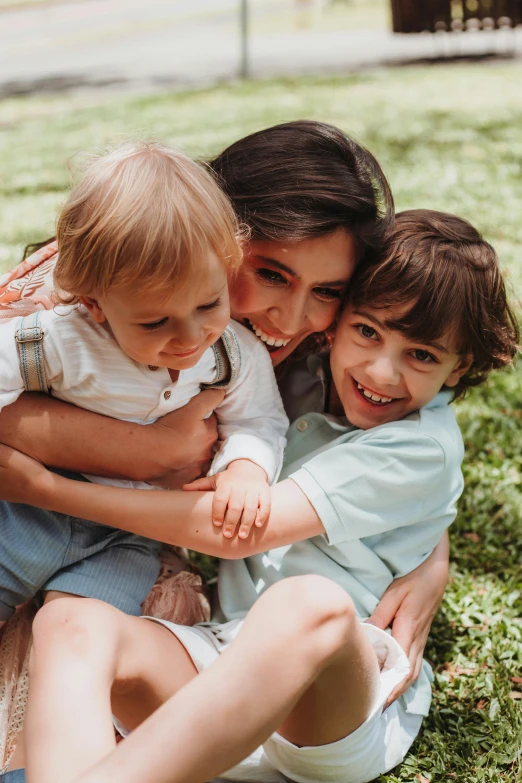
[290,430,460,544]
[0,444,324,558]
[210,328,288,484]
[185,458,271,538]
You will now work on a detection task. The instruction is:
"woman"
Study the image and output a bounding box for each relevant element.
[0,120,450,779]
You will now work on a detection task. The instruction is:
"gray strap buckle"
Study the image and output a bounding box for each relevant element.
[15,312,50,393]
[203,325,241,390]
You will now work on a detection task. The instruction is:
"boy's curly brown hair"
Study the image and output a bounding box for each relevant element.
[347,209,520,399]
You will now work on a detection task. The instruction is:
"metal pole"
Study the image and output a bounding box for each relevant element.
[240,0,249,78]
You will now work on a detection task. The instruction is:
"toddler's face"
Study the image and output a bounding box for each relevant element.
[330,303,472,430]
[82,253,230,371]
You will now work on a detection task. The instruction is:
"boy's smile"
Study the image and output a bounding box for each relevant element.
[330,304,472,430]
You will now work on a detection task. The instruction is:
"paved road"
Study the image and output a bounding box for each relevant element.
[0,0,521,97]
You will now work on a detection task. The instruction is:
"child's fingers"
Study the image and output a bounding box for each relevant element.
[183,476,216,492]
[237,491,260,539]
[212,486,231,527]
[255,484,271,527]
[222,494,244,539]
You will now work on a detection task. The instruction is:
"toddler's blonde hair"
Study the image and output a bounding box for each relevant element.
[54,140,244,302]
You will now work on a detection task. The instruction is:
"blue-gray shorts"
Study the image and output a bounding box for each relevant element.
[1,771,25,781]
[0,471,161,620]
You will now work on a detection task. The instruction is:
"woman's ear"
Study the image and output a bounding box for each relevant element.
[444,353,473,388]
[80,296,106,324]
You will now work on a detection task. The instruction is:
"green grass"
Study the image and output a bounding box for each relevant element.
[1,63,521,781]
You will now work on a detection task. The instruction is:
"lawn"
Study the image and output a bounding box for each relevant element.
[0,62,521,781]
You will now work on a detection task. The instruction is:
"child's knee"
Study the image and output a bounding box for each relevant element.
[258,576,357,660]
[31,597,119,664]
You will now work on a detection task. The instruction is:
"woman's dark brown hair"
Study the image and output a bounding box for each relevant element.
[209,119,394,260]
[348,209,520,399]
[209,120,394,358]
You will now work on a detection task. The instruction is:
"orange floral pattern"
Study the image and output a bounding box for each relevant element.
[0,242,59,320]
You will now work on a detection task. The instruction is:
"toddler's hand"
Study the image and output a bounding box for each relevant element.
[183,460,271,539]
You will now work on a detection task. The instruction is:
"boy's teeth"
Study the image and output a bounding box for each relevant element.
[356,382,393,404]
[248,320,290,348]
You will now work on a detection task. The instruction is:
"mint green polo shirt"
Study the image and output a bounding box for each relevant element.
[217,390,464,716]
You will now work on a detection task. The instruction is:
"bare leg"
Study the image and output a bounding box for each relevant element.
[26,575,381,783]
[6,591,113,772]
[25,599,197,783]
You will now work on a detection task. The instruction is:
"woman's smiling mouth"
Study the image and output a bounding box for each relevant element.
[246,319,292,350]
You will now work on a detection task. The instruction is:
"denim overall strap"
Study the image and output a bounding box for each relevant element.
[203,325,241,390]
[14,311,50,393]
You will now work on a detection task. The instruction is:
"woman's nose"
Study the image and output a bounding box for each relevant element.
[269,294,308,336]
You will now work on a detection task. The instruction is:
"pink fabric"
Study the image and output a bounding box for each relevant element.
[0,242,59,320]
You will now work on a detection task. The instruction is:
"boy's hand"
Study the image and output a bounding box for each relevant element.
[183,460,271,539]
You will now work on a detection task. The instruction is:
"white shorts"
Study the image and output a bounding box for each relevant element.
[115,618,425,783]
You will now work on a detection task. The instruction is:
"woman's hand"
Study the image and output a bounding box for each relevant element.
[0,388,223,485]
[367,532,450,709]
[0,443,51,506]
[149,389,224,488]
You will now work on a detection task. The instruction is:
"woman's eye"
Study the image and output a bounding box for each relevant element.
[357,324,377,339]
[255,268,287,285]
[412,349,436,363]
[140,317,168,331]
[198,298,221,312]
[313,287,343,302]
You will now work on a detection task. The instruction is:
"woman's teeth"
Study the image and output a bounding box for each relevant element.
[357,382,394,405]
[247,320,291,348]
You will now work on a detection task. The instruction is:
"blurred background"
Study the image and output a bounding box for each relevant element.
[0,1,521,781]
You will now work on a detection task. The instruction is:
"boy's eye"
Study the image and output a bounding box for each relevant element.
[313,287,343,302]
[198,297,221,312]
[140,317,168,331]
[255,268,287,285]
[412,349,436,363]
[357,324,378,339]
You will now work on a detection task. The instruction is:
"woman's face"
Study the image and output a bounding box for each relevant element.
[229,229,357,366]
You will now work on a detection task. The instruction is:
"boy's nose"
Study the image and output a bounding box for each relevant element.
[366,356,401,388]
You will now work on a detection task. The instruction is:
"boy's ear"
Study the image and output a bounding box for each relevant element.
[444,353,473,388]
[80,296,106,324]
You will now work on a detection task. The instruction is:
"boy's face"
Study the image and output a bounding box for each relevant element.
[81,253,230,371]
[330,303,472,430]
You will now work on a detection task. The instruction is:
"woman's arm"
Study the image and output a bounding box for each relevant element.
[367,531,450,707]
[0,445,324,558]
[0,389,223,486]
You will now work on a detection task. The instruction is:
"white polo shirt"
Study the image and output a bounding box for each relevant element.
[0,306,288,488]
